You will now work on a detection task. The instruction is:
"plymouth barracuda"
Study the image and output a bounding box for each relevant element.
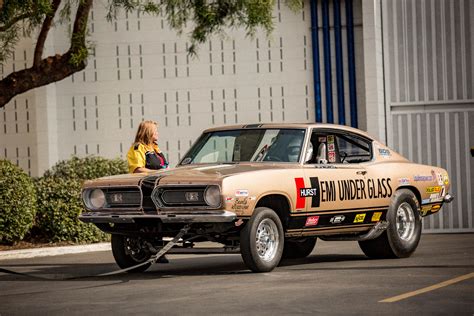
[80,123,453,272]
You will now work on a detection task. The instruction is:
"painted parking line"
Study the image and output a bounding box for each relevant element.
[380,272,474,303]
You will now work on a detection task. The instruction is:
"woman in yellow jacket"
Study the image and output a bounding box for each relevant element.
[127,120,168,173]
[126,120,169,263]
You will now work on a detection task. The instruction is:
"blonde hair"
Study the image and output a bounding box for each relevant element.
[134,120,157,146]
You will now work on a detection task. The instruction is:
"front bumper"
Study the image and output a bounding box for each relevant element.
[79,211,237,224]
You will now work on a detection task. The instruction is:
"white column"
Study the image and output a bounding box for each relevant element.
[33,33,59,176]
[361,0,386,144]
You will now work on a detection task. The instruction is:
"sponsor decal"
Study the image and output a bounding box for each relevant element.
[414,175,433,181]
[249,196,257,201]
[305,216,320,227]
[430,170,444,186]
[378,148,391,157]
[225,197,235,203]
[426,186,441,194]
[430,187,444,199]
[328,143,335,151]
[443,175,449,185]
[422,198,431,204]
[294,177,393,209]
[235,189,249,197]
[327,135,335,144]
[430,193,440,199]
[318,136,327,143]
[371,212,382,222]
[436,173,444,185]
[328,151,336,163]
[354,213,366,223]
[231,197,250,211]
[398,178,410,185]
[329,215,345,224]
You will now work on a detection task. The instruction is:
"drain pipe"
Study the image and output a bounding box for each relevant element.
[322,0,334,123]
[346,0,358,128]
[310,0,323,123]
[334,0,346,125]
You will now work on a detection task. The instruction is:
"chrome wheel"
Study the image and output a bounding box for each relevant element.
[255,218,279,262]
[396,202,415,241]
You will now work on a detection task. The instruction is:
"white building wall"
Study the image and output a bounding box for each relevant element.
[0,38,38,176]
[1,0,366,177]
[53,1,317,169]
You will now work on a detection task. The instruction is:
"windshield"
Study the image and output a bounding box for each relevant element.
[180,129,306,165]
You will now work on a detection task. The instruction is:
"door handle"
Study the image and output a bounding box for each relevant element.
[356,170,367,175]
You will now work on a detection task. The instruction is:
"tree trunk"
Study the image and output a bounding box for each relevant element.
[0,53,86,107]
[0,0,93,109]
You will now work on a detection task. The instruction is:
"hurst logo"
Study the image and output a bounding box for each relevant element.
[295,177,320,208]
[300,188,318,197]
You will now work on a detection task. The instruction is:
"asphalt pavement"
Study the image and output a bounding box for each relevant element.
[0,234,473,315]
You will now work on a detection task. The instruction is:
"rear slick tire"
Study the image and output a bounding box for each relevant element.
[240,207,284,272]
[358,189,422,259]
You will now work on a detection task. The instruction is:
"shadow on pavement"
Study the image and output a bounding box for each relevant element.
[1,253,473,283]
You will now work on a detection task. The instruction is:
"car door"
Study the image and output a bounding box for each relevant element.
[297,129,384,229]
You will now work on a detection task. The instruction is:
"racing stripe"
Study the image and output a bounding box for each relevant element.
[295,177,306,209]
[310,177,321,208]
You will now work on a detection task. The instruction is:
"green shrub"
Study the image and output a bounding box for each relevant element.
[34,156,127,243]
[0,160,37,244]
[35,176,108,243]
[43,156,127,180]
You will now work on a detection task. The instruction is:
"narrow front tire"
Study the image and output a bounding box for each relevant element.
[240,207,284,272]
[111,234,152,273]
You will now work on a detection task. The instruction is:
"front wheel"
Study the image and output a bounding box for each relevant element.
[240,207,284,272]
[111,235,152,272]
[358,189,422,259]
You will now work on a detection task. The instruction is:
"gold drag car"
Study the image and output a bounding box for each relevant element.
[80,123,453,272]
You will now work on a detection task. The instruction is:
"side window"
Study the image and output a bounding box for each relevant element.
[336,134,372,163]
[307,130,372,164]
[308,132,338,164]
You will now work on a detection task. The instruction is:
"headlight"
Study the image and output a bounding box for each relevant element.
[87,188,106,210]
[204,185,221,208]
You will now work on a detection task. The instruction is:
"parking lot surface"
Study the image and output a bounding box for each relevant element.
[1,234,473,315]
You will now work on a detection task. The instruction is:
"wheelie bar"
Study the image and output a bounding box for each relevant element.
[0,225,193,279]
[97,224,192,276]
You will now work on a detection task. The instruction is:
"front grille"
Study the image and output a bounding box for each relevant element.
[104,188,141,209]
[141,175,162,211]
[152,186,208,207]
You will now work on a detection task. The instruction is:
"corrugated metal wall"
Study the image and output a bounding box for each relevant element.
[382,0,474,232]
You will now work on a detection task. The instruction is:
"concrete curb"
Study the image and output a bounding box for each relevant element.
[0,243,111,261]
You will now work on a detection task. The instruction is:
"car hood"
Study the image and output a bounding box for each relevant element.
[83,163,297,188]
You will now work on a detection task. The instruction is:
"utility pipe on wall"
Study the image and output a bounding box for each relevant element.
[310,0,323,122]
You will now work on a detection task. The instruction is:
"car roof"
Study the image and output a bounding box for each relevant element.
[203,123,374,140]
